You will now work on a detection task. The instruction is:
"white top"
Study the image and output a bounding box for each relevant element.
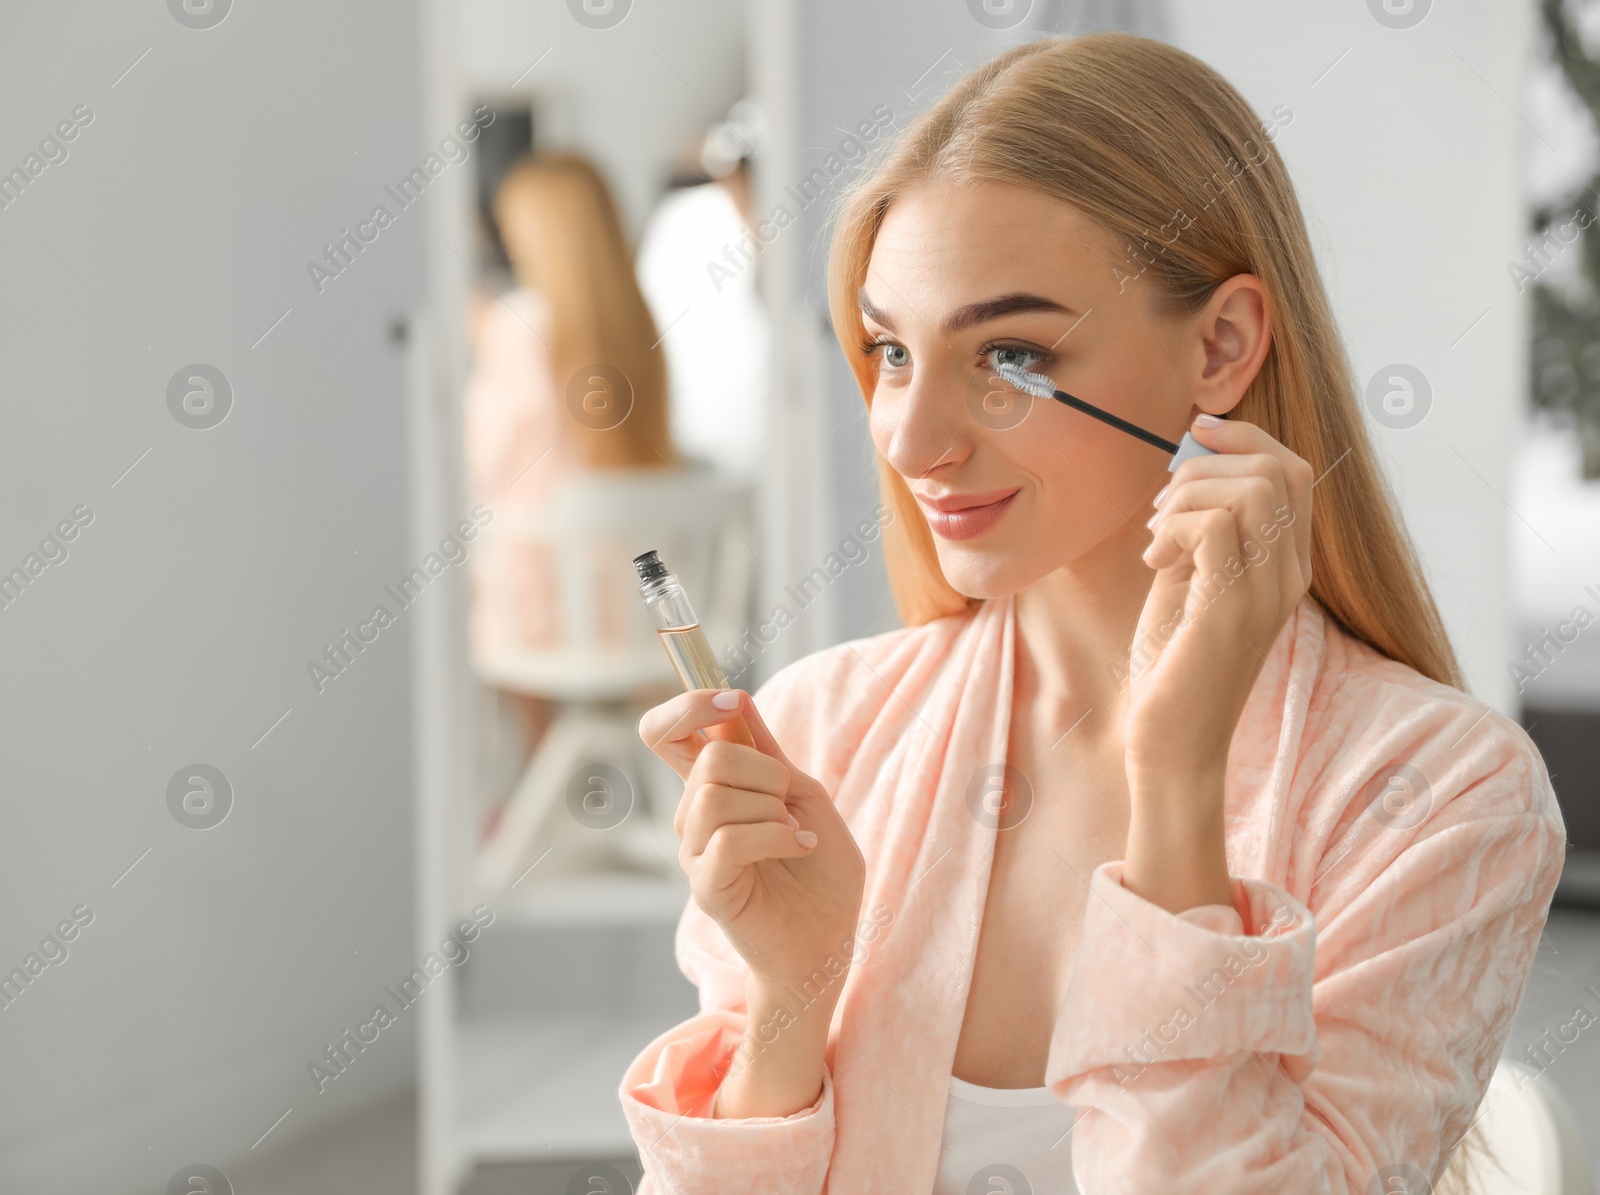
[635,182,770,481]
[931,1074,1080,1194]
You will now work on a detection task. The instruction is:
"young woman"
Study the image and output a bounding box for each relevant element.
[618,33,1566,1194]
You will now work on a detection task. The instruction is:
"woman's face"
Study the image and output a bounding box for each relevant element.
[861,180,1220,599]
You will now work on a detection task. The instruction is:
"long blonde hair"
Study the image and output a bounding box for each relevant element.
[826,31,1487,1189]
[826,32,1463,693]
[495,152,676,470]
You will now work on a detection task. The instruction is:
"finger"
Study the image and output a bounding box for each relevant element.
[1143,507,1276,624]
[680,783,793,858]
[1153,474,1280,528]
[638,689,750,780]
[1152,475,1280,561]
[1179,415,1289,459]
[1158,473,1305,595]
[1144,507,1289,672]
[677,738,790,838]
[1152,477,1302,602]
[689,820,815,902]
[686,735,791,798]
[732,688,798,771]
[1182,417,1314,579]
[1158,451,1290,519]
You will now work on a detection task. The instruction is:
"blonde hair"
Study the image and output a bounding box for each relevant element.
[826,31,1463,693]
[495,152,676,469]
[826,31,1486,1188]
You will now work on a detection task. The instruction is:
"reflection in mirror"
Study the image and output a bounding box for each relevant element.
[425,8,766,1190]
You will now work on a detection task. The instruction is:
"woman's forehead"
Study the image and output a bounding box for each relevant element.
[862,185,1119,329]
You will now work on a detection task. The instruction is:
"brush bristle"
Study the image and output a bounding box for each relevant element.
[994,362,1056,400]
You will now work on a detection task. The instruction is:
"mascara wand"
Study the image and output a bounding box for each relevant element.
[993,362,1217,473]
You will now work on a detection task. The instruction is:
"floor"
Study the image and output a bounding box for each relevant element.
[224,904,1600,1195]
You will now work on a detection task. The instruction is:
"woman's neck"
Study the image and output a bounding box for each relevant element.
[1011,528,1154,748]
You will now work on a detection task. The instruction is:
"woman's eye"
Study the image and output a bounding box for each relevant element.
[882,343,910,368]
[983,346,1045,372]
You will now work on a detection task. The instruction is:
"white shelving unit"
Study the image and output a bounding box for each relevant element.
[483,871,688,928]
[415,651,704,1192]
[408,3,820,1192]
[451,1013,684,1163]
[415,667,704,1193]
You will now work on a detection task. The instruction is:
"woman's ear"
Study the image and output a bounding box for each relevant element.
[1192,274,1272,417]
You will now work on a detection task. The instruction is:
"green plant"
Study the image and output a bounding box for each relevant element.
[1532,0,1600,478]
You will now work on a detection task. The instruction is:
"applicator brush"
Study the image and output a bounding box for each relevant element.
[993,362,1218,472]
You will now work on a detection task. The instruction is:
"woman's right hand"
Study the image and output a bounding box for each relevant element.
[638,688,867,994]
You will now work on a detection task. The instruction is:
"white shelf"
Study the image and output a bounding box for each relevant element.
[451,1014,675,1162]
[477,870,690,927]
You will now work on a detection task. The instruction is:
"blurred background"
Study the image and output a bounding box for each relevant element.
[1,1,1598,1192]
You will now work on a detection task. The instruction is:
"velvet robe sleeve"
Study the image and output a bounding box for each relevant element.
[1044,696,1568,1193]
[618,654,848,1195]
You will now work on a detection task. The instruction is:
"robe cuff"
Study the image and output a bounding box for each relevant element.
[620,1010,834,1193]
[1046,860,1319,1092]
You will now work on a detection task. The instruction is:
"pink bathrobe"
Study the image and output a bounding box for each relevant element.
[617,589,1568,1193]
[462,286,568,661]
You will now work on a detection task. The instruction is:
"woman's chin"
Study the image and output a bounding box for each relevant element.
[936,555,1031,602]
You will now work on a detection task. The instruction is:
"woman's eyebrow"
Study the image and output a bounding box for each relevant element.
[858,291,898,331]
[942,292,1075,332]
[857,289,1074,334]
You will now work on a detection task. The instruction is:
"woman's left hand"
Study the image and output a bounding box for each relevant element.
[1124,414,1315,781]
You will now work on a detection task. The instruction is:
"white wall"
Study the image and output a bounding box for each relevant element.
[0,3,425,1191]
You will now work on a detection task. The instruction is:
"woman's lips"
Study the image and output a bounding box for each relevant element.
[920,490,1020,540]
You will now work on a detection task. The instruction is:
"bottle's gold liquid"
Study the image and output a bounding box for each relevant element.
[657,624,727,689]
[657,624,756,748]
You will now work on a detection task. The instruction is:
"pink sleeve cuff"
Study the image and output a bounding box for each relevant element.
[619,1010,835,1194]
[1046,860,1320,1094]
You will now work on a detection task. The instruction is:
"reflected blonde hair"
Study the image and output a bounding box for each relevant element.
[825,32,1464,696]
[495,152,676,469]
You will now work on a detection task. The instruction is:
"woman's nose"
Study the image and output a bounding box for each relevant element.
[879,370,975,480]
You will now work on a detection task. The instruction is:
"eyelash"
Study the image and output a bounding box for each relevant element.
[859,333,902,356]
[858,335,1056,372]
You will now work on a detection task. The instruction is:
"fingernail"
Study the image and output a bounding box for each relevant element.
[711,690,741,710]
[794,829,818,848]
[1145,510,1160,528]
[1194,413,1223,428]
[786,813,800,829]
[1152,483,1170,508]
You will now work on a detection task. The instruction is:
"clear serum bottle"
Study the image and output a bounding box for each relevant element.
[633,549,756,748]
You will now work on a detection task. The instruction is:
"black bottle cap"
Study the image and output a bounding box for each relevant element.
[633,549,669,586]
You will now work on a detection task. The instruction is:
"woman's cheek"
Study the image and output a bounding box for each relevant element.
[867,395,898,458]
[1041,439,1147,535]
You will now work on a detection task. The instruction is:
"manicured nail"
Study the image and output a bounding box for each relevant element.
[1194,413,1223,428]
[1152,483,1170,508]
[711,690,741,710]
[1145,510,1160,528]
[794,829,818,848]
